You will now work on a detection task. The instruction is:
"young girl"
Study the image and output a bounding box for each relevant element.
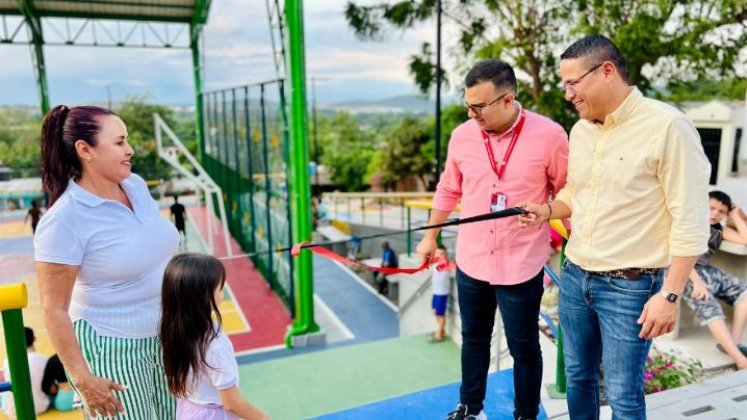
[160,253,268,419]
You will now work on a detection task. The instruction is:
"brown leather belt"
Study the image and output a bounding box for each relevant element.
[588,267,663,280]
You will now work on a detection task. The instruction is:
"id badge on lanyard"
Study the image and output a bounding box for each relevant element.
[483,111,526,213]
[491,192,507,213]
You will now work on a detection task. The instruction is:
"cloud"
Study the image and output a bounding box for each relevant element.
[0,0,442,105]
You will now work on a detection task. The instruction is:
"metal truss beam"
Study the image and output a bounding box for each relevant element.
[1,16,189,48]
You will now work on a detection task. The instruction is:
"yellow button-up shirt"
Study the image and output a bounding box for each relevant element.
[555,87,710,271]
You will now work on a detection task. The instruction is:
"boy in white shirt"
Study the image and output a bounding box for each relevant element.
[429,245,451,342]
[2,327,50,418]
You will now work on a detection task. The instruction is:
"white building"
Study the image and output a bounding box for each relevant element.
[685,96,746,205]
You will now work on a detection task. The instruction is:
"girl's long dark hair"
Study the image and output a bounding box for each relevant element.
[40,105,115,206]
[160,253,226,397]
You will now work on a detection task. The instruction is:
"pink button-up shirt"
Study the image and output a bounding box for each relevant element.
[433,108,569,285]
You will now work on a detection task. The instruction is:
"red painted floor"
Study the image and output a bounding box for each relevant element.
[187,206,292,352]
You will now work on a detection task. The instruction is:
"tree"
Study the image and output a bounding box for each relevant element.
[654,78,747,103]
[0,107,43,177]
[317,112,376,191]
[345,1,747,130]
[376,116,433,189]
[115,95,193,182]
[420,103,469,175]
[575,0,747,92]
[346,0,575,127]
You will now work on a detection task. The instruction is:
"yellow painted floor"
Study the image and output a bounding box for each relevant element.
[0,408,83,419]
[0,220,33,239]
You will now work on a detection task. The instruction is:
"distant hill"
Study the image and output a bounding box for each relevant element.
[322,95,448,114]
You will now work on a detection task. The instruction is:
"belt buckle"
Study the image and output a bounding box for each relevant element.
[622,269,641,280]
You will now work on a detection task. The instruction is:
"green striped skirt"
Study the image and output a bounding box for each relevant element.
[73,320,176,419]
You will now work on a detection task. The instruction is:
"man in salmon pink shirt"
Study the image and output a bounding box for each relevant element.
[417,59,569,420]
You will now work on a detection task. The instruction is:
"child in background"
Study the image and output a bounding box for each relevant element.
[41,355,76,412]
[682,191,747,368]
[429,244,451,343]
[25,200,43,234]
[160,253,268,419]
[2,327,49,418]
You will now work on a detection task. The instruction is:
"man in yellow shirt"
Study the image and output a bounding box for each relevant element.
[520,35,710,419]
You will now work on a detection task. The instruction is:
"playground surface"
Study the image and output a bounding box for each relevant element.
[5,199,747,419]
[0,202,464,419]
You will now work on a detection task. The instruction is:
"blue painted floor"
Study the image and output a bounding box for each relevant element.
[318,369,548,420]
[312,254,398,341]
[237,254,399,364]
[0,237,33,256]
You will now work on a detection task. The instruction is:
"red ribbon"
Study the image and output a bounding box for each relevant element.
[292,242,448,274]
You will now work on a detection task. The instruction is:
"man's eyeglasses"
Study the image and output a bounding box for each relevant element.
[464,92,509,115]
[562,63,603,92]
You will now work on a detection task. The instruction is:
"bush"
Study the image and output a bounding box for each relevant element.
[644,351,702,394]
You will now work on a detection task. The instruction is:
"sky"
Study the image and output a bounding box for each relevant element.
[0,0,451,107]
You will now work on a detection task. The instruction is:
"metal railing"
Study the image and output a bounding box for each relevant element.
[323,191,435,228]
[154,113,232,257]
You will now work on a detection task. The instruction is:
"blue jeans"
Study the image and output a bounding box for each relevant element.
[559,261,663,420]
[457,267,544,419]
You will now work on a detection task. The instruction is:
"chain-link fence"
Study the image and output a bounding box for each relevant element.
[202,80,293,306]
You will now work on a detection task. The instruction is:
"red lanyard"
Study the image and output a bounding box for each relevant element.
[482,111,526,180]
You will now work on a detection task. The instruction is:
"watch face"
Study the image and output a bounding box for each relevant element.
[665,292,678,303]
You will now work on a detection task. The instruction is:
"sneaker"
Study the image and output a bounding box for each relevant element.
[445,403,487,420]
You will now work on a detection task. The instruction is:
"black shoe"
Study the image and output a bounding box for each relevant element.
[716,343,747,357]
[446,403,487,420]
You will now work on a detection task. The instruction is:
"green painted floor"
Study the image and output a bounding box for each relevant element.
[238,334,461,419]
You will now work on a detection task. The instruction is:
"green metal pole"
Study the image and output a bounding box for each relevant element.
[407,206,412,257]
[555,325,567,394]
[547,237,568,398]
[232,89,240,236]
[556,238,567,393]
[20,0,49,115]
[222,91,230,208]
[278,79,296,313]
[260,84,275,286]
[244,87,257,255]
[31,37,49,115]
[2,309,36,420]
[190,26,205,163]
[211,93,220,184]
[284,0,319,347]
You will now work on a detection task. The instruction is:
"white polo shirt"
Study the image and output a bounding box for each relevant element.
[184,330,239,405]
[34,174,179,338]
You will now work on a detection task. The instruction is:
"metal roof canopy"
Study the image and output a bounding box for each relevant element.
[0,0,209,24]
[0,0,211,156]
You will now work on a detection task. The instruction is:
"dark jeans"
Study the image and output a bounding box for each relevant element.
[373,272,389,294]
[457,267,544,419]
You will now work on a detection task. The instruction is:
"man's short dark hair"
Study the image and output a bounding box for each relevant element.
[25,327,35,348]
[465,59,517,92]
[560,35,628,82]
[709,190,733,210]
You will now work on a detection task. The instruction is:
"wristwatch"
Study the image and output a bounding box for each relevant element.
[660,290,679,303]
